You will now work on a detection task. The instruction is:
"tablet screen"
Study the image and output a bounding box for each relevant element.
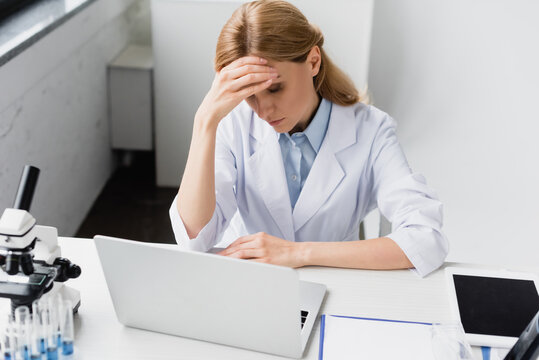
[453,275,539,337]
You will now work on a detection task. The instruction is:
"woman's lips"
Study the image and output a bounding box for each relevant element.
[269,118,284,126]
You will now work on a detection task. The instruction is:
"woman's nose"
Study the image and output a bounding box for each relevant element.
[255,95,274,120]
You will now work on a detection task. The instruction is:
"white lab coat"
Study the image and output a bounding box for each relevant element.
[170,101,448,277]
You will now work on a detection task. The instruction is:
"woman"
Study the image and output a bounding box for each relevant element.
[169,0,448,277]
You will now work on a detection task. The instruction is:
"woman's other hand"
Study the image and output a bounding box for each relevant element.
[196,56,278,127]
[217,232,306,268]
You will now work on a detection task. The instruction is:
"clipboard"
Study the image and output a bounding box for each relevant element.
[319,314,434,359]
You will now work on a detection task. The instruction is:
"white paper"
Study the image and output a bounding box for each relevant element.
[322,316,434,360]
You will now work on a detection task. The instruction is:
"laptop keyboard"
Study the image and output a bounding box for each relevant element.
[301,310,309,329]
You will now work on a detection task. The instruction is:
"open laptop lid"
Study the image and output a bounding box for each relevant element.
[94,235,304,358]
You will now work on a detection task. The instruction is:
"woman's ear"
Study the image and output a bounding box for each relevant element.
[308,46,322,77]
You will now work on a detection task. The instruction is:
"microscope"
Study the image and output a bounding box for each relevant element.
[0,166,81,314]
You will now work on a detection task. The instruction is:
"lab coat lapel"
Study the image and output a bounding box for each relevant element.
[247,121,295,241]
[292,104,357,232]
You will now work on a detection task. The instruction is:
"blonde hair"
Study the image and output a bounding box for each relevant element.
[214,0,365,106]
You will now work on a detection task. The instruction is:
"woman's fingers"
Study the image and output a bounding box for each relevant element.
[227,248,265,259]
[238,78,275,98]
[197,56,274,125]
[230,234,255,247]
[224,56,267,71]
[222,59,278,92]
[217,232,301,267]
[229,71,278,92]
[225,64,276,81]
[217,235,254,256]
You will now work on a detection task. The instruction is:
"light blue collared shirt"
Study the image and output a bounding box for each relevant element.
[278,98,332,209]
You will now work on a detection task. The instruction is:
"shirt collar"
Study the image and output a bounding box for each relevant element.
[304,98,331,152]
[277,98,332,153]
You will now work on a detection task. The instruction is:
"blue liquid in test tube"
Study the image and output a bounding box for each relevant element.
[32,300,47,356]
[22,345,30,360]
[62,340,74,355]
[46,346,58,360]
[59,300,75,358]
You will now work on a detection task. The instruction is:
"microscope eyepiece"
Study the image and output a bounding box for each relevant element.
[13,165,40,211]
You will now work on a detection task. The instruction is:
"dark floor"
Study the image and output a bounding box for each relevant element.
[75,151,177,244]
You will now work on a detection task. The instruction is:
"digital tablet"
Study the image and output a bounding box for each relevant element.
[445,267,539,348]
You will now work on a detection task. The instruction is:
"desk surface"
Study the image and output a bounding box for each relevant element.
[14,237,535,359]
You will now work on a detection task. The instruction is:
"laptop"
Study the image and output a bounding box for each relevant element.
[94,235,326,358]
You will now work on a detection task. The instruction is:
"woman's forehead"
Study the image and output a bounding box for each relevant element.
[266,59,290,68]
[266,60,301,79]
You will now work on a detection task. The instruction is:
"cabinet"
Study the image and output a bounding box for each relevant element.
[108,45,154,151]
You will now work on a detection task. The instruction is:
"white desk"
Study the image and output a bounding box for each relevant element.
[22,238,535,359]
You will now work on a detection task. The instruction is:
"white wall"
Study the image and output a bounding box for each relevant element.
[152,0,374,186]
[368,0,539,267]
[0,0,148,236]
[129,0,153,46]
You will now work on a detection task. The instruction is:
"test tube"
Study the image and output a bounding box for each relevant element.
[2,315,15,360]
[14,306,31,360]
[32,300,46,356]
[28,326,43,360]
[59,300,74,359]
[50,295,62,351]
[44,296,59,360]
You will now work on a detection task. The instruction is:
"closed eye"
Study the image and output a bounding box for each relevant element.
[268,85,281,93]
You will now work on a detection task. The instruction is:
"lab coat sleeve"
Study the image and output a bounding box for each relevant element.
[371,111,449,277]
[169,117,239,252]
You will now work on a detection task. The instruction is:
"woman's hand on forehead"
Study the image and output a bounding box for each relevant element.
[226,56,269,69]
[196,56,278,125]
[222,56,278,82]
